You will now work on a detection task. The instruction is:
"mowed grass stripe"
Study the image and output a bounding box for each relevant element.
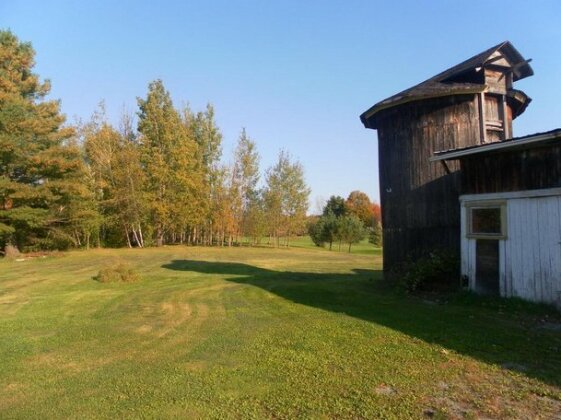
[0,246,560,418]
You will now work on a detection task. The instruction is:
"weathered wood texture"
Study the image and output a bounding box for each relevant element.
[461,195,561,304]
[376,95,483,271]
[461,144,561,194]
[484,68,508,94]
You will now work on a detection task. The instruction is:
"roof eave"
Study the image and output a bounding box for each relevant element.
[431,129,561,162]
[360,86,485,130]
[499,41,534,81]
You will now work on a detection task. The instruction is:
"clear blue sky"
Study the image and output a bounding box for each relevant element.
[3,1,561,212]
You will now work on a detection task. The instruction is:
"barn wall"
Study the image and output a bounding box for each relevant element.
[462,144,561,194]
[376,95,481,271]
[461,191,561,305]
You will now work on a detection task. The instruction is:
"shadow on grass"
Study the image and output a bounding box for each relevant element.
[162,259,561,387]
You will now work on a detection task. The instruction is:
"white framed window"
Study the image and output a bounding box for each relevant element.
[466,201,507,239]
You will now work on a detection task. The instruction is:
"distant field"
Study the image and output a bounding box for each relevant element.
[282,236,382,255]
[244,235,382,256]
[1,246,560,418]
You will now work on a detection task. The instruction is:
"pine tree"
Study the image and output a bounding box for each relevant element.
[323,196,347,218]
[0,30,86,252]
[338,215,366,253]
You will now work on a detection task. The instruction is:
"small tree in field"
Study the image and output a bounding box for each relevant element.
[338,215,366,253]
[308,212,339,250]
[369,221,383,247]
[308,216,324,247]
[263,151,310,247]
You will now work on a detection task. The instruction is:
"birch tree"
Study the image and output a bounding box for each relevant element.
[233,128,260,242]
[137,80,204,246]
[186,104,222,245]
[263,150,310,247]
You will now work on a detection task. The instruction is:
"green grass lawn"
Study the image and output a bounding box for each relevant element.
[1,246,560,418]
[283,235,382,255]
[242,235,382,256]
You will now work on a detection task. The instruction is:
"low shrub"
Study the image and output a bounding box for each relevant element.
[95,263,140,283]
[398,250,460,293]
[3,244,21,259]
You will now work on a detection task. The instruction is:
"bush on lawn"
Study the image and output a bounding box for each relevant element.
[398,250,460,293]
[95,262,139,283]
[3,244,21,259]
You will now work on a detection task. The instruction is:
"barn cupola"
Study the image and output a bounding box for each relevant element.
[361,41,533,142]
[359,42,533,273]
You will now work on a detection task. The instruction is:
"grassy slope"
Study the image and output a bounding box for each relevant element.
[0,246,560,419]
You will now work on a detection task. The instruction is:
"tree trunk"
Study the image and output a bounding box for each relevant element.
[348,242,352,253]
[124,225,132,248]
[138,225,144,248]
[156,225,164,247]
[132,229,141,248]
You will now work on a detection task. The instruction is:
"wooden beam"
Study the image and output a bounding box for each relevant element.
[430,129,561,162]
[511,58,533,79]
[440,160,451,174]
[478,93,486,144]
[483,55,505,66]
[460,187,561,203]
[501,95,509,139]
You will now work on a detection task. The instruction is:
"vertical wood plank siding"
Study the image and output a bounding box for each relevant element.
[463,195,561,304]
[507,196,561,304]
[461,145,561,194]
[376,94,482,271]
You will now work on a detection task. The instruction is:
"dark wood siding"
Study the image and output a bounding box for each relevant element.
[461,144,561,194]
[376,94,481,271]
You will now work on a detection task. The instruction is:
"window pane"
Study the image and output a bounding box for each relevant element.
[471,208,501,234]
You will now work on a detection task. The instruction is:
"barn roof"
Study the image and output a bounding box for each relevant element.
[430,128,561,161]
[360,41,534,129]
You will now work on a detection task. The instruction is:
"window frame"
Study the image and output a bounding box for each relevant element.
[465,200,507,239]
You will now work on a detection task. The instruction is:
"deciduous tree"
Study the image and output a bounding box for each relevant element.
[345,190,375,227]
[263,151,310,246]
[137,80,205,246]
[233,128,260,242]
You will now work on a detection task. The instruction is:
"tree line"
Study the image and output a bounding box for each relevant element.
[308,192,382,252]
[0,30,310,253]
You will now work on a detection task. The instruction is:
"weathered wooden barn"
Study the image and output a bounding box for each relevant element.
[360,41,534,273]
[432,129,561,305]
